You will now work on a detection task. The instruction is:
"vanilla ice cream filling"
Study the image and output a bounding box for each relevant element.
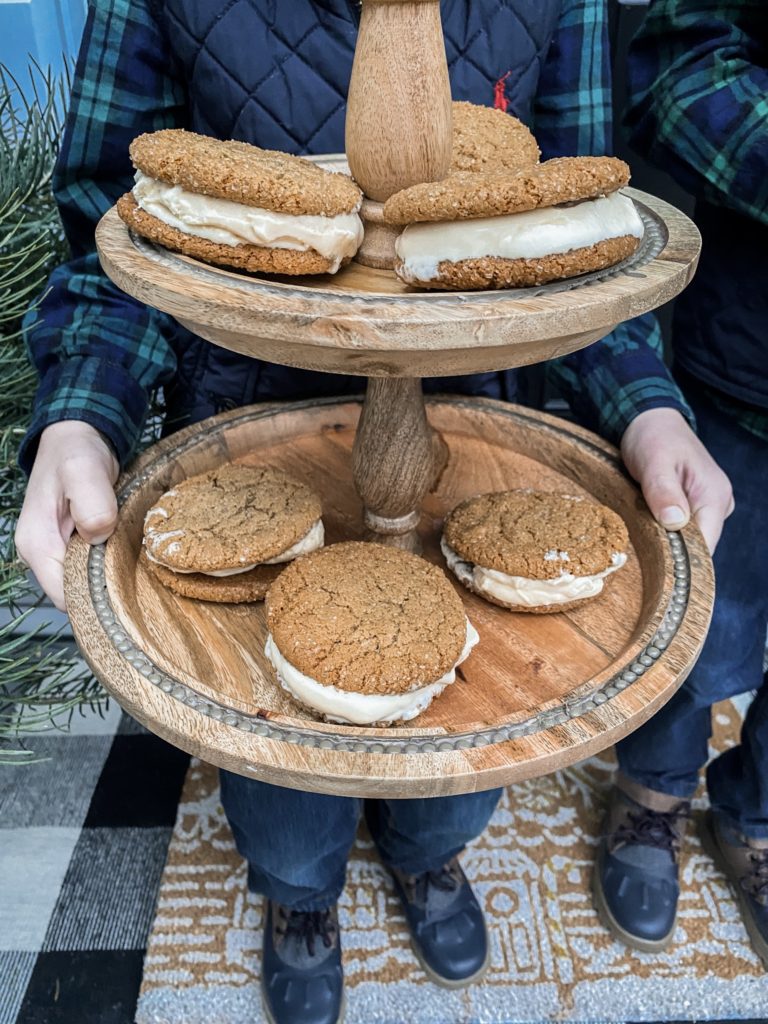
[132,172,363,272]
[265,619,480,725]
[395,191,644,283]
[145,519,324,576]
[441,538,626,608]
[261,520,325,565]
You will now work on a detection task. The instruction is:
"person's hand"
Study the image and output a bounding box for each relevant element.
[620,407,734,553]
[15,421,120,611]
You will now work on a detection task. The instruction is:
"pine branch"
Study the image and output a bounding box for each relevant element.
[0,59,111,763]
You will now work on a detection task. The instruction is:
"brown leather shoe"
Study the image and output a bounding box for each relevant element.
[700,810,768,970]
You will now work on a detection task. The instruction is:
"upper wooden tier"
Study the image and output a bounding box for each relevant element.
[95,188,700,379]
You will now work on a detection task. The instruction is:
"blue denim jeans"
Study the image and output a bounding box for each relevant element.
[617,374,768,839]
[219,773,502,911]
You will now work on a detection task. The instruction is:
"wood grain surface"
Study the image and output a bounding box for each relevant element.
[96,189,700,377]
[345,0,452,201]
[352,378,445,542]
[356,198,400,269]
[64,398,714,797]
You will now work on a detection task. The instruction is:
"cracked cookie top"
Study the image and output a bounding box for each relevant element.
[265,542,468,695]
[142,464,322,573]
[383,156,631,225]
[443,490,629,579]
[129,129,362,217]
[450,101,540,174]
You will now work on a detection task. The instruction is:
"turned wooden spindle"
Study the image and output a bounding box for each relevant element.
[352,379,447,550]
[355,198,403,270]
[345,0,452,545]
[346,0,452,268]
[346,0,452,201]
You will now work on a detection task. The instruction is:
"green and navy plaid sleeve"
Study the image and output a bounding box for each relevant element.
[19,0,186,474]
[532,0,693,444]
[531,0,612,159]
[625,0,768,227]
[548,315,692,443]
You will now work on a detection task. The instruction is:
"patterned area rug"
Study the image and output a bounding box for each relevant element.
[136,700,768,1023]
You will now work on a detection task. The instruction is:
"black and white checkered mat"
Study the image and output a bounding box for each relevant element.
[0,700,189,1024]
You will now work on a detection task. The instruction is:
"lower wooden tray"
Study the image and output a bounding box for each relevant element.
[65,397,713,797]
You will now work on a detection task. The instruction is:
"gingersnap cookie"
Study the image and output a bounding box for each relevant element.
[450,101,540,174]
[383,157,643,290]
[384,158,630,224]
[442,490,629,613]
[142,464,324,603]
[264,542,479,725]
[118,129,364,275]
[140,550,282,604]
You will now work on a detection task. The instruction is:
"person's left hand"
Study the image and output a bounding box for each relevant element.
[620,407,734,553]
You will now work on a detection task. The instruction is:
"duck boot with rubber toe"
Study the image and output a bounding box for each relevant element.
[390,857,489,988]
[593,779,690,951]
[700,810,768,970]
[261,902,344,1024]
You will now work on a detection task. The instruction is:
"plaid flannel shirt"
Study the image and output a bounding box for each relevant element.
[19,0,691,473]
[625,0,768,441]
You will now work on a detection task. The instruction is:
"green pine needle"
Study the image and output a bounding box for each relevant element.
[0,60,110,765]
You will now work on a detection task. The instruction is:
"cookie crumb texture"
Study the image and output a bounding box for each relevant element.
[142,551,280,603]
[117,194,341,276]
[266,542,468,695]
[397,235,639,290]
[129,129,361,216]
[444,491,629,578]
[450,101,540,174]
[143,464,322,573]
[383,157,631,225]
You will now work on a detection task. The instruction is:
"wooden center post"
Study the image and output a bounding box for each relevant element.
[346,0,451,201]
[347,0,451,270]
[346,0,452,550]
[351,379,449,547]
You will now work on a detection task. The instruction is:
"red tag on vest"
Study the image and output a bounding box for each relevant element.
[494,71,511,112]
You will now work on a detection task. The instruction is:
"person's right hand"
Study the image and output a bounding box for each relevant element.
[15,421,120,611]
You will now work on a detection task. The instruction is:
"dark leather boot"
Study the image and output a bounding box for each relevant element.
[593,777,690,951]
[389,856,489,988]
[700,810,768,970]
[261,901,344,1024]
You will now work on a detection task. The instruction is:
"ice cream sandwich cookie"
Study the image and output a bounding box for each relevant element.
[264,542,479,725]
[140,551,282,603]
[142,464,324,603]
[384,157,643,289]
[117,129,364,275]
[450,101,540,174]
[442,490,629,613]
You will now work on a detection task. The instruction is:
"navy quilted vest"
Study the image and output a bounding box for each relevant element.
[157,0,562,426]
[672,202,768,409]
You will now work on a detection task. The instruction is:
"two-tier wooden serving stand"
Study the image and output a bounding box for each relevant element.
[64,0,712,797]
